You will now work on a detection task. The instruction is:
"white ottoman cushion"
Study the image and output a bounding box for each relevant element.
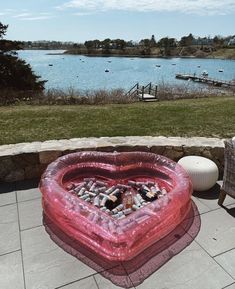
[178,156,219,191]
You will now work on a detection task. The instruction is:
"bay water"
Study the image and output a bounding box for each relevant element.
[18,50,235,91]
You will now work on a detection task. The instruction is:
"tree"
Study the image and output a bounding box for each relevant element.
[213,36,225,47]
[139,38,151,47]
[150,35,157,47]
[158,37,176,56]
[0,22,45,91]
[179,33,194,46]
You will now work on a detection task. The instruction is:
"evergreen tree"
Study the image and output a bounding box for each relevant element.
[0,22,45,91]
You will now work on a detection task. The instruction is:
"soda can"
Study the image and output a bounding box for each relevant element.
[142,185,150,191]
[86,181,94,190]
[148,181,155,186]
[96,180,107,187]
[128,180,136,186]
[93,196,100,207]
[133,196,141,207]
[117,211,124,217]
[105,186,116,195]
[88,192,96,197]
[132,204,140,211]
[116,204,124,211]
[136,193,145,203]
[117,184,130,190]
[123,208,132,215]
[97,187,107,193]
[99,193,108,198]
[80,193,89,200]
[78,187,86,196]
[136,182,147,186]
[89,183,97,192]
[74,182,85,193]
[110,188,120,196]
[100,196,108,207]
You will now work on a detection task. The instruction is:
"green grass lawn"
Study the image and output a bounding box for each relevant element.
[0,96,234,145]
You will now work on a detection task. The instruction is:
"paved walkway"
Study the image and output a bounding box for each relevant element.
[0,180,234,289]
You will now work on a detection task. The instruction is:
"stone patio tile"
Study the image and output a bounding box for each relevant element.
[223,283,235,289]
[16,185,41,202]
[195,207,235,257]
[17,187,41,202]
[0,204,20,255]
[18,198,42,230]
[135,241,233,289]
[94,266,135,289]
[0,191,16,207]
[21,226,95,289]
[215,249,235,279]
[198,194,235,211]
[191,196,211,215]
[193,182,235,211]
[0,251,24,289]
[58,276,98,289]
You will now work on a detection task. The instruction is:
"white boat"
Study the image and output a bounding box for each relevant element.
[202,70,208,77]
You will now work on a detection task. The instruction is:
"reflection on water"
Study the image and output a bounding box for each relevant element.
[18,50,235,91]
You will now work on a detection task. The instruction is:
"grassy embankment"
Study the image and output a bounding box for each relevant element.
[210,48,235,59]
[65,47,235,59]
[0,96,234,145]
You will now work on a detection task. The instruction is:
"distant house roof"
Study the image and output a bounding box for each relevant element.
[228,37,235,46]
[192,38,214,45]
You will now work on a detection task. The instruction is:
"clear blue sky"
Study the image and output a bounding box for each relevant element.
[0,0,234,42]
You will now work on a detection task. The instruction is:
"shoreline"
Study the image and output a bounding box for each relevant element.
[46,52,235,61]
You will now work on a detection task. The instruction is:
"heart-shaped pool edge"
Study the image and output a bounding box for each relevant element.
[43,201,200,288]
[40,151,192,261]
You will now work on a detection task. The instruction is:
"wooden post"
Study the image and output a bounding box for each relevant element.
[142,86,144,100]
[136,83,139,97]
[149,83,151,94]
[155,85,158,98]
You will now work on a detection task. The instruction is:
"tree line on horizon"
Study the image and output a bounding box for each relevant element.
[22,34,235,52]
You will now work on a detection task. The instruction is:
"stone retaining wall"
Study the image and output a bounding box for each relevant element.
[0,136,225,182]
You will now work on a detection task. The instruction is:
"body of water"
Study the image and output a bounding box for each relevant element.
[18,50,235,91]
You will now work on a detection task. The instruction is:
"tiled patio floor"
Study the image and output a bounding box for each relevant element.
[0,180,234,289]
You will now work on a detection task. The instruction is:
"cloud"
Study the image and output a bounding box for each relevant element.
[13,13,31,18]
[73,11,95,16]
[57,0,235,15]
[11,11,54,21]
[19,15,54,21]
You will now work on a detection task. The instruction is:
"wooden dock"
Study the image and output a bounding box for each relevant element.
[176,73,235,88]
[126,82,158,101]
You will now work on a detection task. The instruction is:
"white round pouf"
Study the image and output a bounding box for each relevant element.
[178,156,219,191]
